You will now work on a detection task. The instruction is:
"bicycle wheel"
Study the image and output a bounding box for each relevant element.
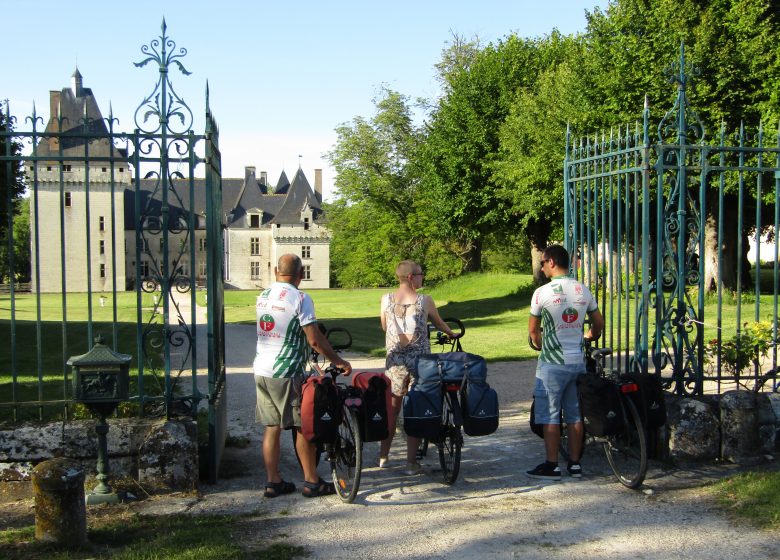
[330,406,362,503]
[438,393,462,485]
[603,395,647,489]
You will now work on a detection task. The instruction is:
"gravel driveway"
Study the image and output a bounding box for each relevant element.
[138,322,780,559]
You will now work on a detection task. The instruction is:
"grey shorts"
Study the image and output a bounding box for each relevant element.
[255,375,303,429]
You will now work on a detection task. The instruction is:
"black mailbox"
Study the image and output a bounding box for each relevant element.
[68,338,131,404]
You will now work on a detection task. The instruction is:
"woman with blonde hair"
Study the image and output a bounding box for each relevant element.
[379,260,457,475]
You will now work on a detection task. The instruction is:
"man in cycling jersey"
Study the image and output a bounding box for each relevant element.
[254,254,352,498]
[527,245,603,480]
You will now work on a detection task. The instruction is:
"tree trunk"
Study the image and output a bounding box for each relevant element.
[531,243,546,285]
[460,238,482,273]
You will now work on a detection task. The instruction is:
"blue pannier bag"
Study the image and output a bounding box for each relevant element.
[416,352,488,384]
[402,383,442,440]
[461,381,499,436]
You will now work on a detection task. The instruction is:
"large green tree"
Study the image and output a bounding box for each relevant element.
[418,35,543,272]
[325,89,458,286]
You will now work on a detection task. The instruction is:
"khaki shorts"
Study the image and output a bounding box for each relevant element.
[255,375,303,429]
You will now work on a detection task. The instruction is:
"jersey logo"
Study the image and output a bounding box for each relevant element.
[258,314,275,331]
[552,284,563,294]
[562,307,579,323]
[575,284,583,294]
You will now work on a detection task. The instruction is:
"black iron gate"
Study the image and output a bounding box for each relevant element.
[0,21,227,481]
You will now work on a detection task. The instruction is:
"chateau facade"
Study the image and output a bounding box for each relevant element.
[27,71,331,292]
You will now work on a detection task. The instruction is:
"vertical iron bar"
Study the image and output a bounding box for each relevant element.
[755,124,763,324]
[716,124,726,392]
[736,123,745,360]
[31,105,43,419]
[641,99,650,374]
[3,100,18,419]
[108,107,119,348]
[773,121,779,377]
[133,131,144,413]
[56,101,69,416]
[83,101,94,344]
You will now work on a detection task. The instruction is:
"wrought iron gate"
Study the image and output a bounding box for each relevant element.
[0,22,227,481]
[564,45,779,396]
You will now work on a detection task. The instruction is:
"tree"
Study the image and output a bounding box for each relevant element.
[326,89,443,286]
[0,104,25,240]
[0,197,30,283]
[418,35,542,272]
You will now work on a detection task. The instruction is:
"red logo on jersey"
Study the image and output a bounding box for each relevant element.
[562,307,578,323]
[258,314,275,331]
[575,284,583,295]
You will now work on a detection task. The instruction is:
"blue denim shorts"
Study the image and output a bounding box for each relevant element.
[533,361,586,424]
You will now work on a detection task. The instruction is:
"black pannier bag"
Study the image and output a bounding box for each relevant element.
[352,371,392,442]
[529,396,545,439]
[301,376,343,444]
[620,372,667,429]
[576,374,624,436]
[402,382,442,440]
[461,381,499,436]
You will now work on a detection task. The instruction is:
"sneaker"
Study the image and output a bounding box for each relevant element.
[403,462,423,476]
[526,461,562,481]
[567,461,582,478]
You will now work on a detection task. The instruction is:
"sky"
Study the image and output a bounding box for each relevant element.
[3,0,608,200]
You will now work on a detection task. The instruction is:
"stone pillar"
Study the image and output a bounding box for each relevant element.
[138,420,198,493]
[758,393,780,453]
[720,390,761,462]
[32,458,87,547]
[666,397,720,461]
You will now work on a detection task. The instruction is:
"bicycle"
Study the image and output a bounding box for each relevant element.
[292,324,364,503]
[415,318,466,485]
[530,335,648,489]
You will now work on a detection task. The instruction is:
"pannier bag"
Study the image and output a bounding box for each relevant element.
[301,375,343,444]
[402,382,442,440]
[576,374,624,436]
[352,371,392,442]
[529,396,545,439]
[416,352,488,384]
[461,381,499,436]
[619,372,667,429]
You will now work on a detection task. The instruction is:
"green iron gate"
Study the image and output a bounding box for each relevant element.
[564,45,779,396]
[0,21,227,482]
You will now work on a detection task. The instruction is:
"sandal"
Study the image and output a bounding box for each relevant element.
[263,480,296,498]
[301,478,336,498]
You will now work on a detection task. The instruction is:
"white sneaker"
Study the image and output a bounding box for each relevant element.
[403,462,422,476]
[378,457,389,468]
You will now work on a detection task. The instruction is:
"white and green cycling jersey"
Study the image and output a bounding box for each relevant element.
[530,275,598,365]
[253,282,316,378]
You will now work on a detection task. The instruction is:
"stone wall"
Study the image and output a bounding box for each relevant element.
[0,417,198,493]
[665,390,780,463]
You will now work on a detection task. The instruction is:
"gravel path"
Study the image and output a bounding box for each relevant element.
[137,321,779,559]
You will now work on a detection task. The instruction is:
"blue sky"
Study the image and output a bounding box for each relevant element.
[3,0,607,199]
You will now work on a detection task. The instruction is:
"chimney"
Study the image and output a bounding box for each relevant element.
[260,171,268,186]
[245,166,256,185]
[314,169,323,203]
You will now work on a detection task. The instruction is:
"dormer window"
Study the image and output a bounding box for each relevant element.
[250,214,260,228]
[64,192,72,207]
[304,217,310,231]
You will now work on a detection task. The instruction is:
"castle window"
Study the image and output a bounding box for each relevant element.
[99,264,106,278]
[301,245,311,259]
[63,165,72,172]
[140,261,150,277]
[99,240,105,255]
[102,167,107,172]
[250,261,261,279]
[64,192,72,207]
[250,214,260,228]
[304,218,310,230]
[250,237,260,256]
[119,168,124,172]
[199,237,207,251]
[99,216,105,231]
[302,265,311,281]
[198,261,207,277]
[47,166,52,171]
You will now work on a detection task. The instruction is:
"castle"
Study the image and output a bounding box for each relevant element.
[26,70,331,292]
